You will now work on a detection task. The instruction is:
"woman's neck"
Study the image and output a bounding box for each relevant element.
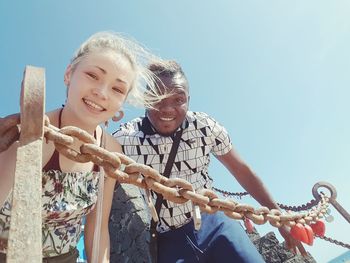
[59,107,97,135]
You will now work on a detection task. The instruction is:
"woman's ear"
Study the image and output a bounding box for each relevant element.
[64,64,72,86]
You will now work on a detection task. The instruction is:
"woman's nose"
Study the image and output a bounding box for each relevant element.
[92,85,108,99]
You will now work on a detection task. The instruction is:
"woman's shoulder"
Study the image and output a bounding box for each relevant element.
[104,131,122,153]
[45,109,61,127]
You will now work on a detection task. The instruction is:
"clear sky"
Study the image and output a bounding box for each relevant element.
[1,1,349,262]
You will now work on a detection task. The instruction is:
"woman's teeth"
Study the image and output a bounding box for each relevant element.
[83,99,104,111]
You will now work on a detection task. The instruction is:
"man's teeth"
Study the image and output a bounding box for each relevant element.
[160,117,175,121]
[84,99,104,111]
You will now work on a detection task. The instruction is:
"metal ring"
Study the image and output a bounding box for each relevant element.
[312,181,337,201]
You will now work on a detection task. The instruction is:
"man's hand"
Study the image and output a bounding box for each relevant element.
[278,225,308,256]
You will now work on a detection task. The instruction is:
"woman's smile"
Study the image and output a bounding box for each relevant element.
[83,98,106,112]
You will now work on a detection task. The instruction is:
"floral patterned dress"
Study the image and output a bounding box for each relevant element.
[0,168,100,257]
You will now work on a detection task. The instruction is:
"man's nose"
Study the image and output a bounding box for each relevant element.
[158,101,176,112]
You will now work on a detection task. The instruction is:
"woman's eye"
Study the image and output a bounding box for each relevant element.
[113,87,124,94]
[86,72,98,80]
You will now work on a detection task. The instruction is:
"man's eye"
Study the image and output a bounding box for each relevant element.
[176,98,185,104]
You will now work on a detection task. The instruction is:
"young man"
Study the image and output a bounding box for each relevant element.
[113,61,305,262]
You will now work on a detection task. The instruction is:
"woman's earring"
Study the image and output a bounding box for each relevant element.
[112,111,124,122]
[64,78,70,87]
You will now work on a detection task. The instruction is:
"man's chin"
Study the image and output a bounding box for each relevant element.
[156,126,178,137]
[158,130,176,137]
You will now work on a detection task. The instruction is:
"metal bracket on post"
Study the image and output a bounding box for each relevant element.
[312,181,350,224]
[7,66,45,262]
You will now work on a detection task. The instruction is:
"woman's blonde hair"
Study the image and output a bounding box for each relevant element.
[70,31,165,108]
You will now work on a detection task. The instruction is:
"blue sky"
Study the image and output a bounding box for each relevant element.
[1,1,349,262]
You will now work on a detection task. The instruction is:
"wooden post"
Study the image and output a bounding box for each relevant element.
[7,66,45,262]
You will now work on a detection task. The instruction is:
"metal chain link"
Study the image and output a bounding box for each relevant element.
[213,187,319,211]
[0,119,331,227]
[2,115,349,249]
[39,122,332,229]
[212,187,250,198]
[316,234,350,249]
[277,200,319,212]
[214,186,350,249]
[0,114,20,153]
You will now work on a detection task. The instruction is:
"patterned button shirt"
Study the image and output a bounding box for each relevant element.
[113,111,232,233]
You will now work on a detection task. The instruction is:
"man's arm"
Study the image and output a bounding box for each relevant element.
[216,148,307,256]
[217,148,278,208]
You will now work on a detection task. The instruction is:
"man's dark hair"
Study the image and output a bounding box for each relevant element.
[148,60,189,90]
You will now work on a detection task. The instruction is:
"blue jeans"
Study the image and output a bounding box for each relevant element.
[157,212,265,263]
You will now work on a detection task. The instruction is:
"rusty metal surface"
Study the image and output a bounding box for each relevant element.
[312,181,350,224]
[40,123,330,229]
[7,66,45,263]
